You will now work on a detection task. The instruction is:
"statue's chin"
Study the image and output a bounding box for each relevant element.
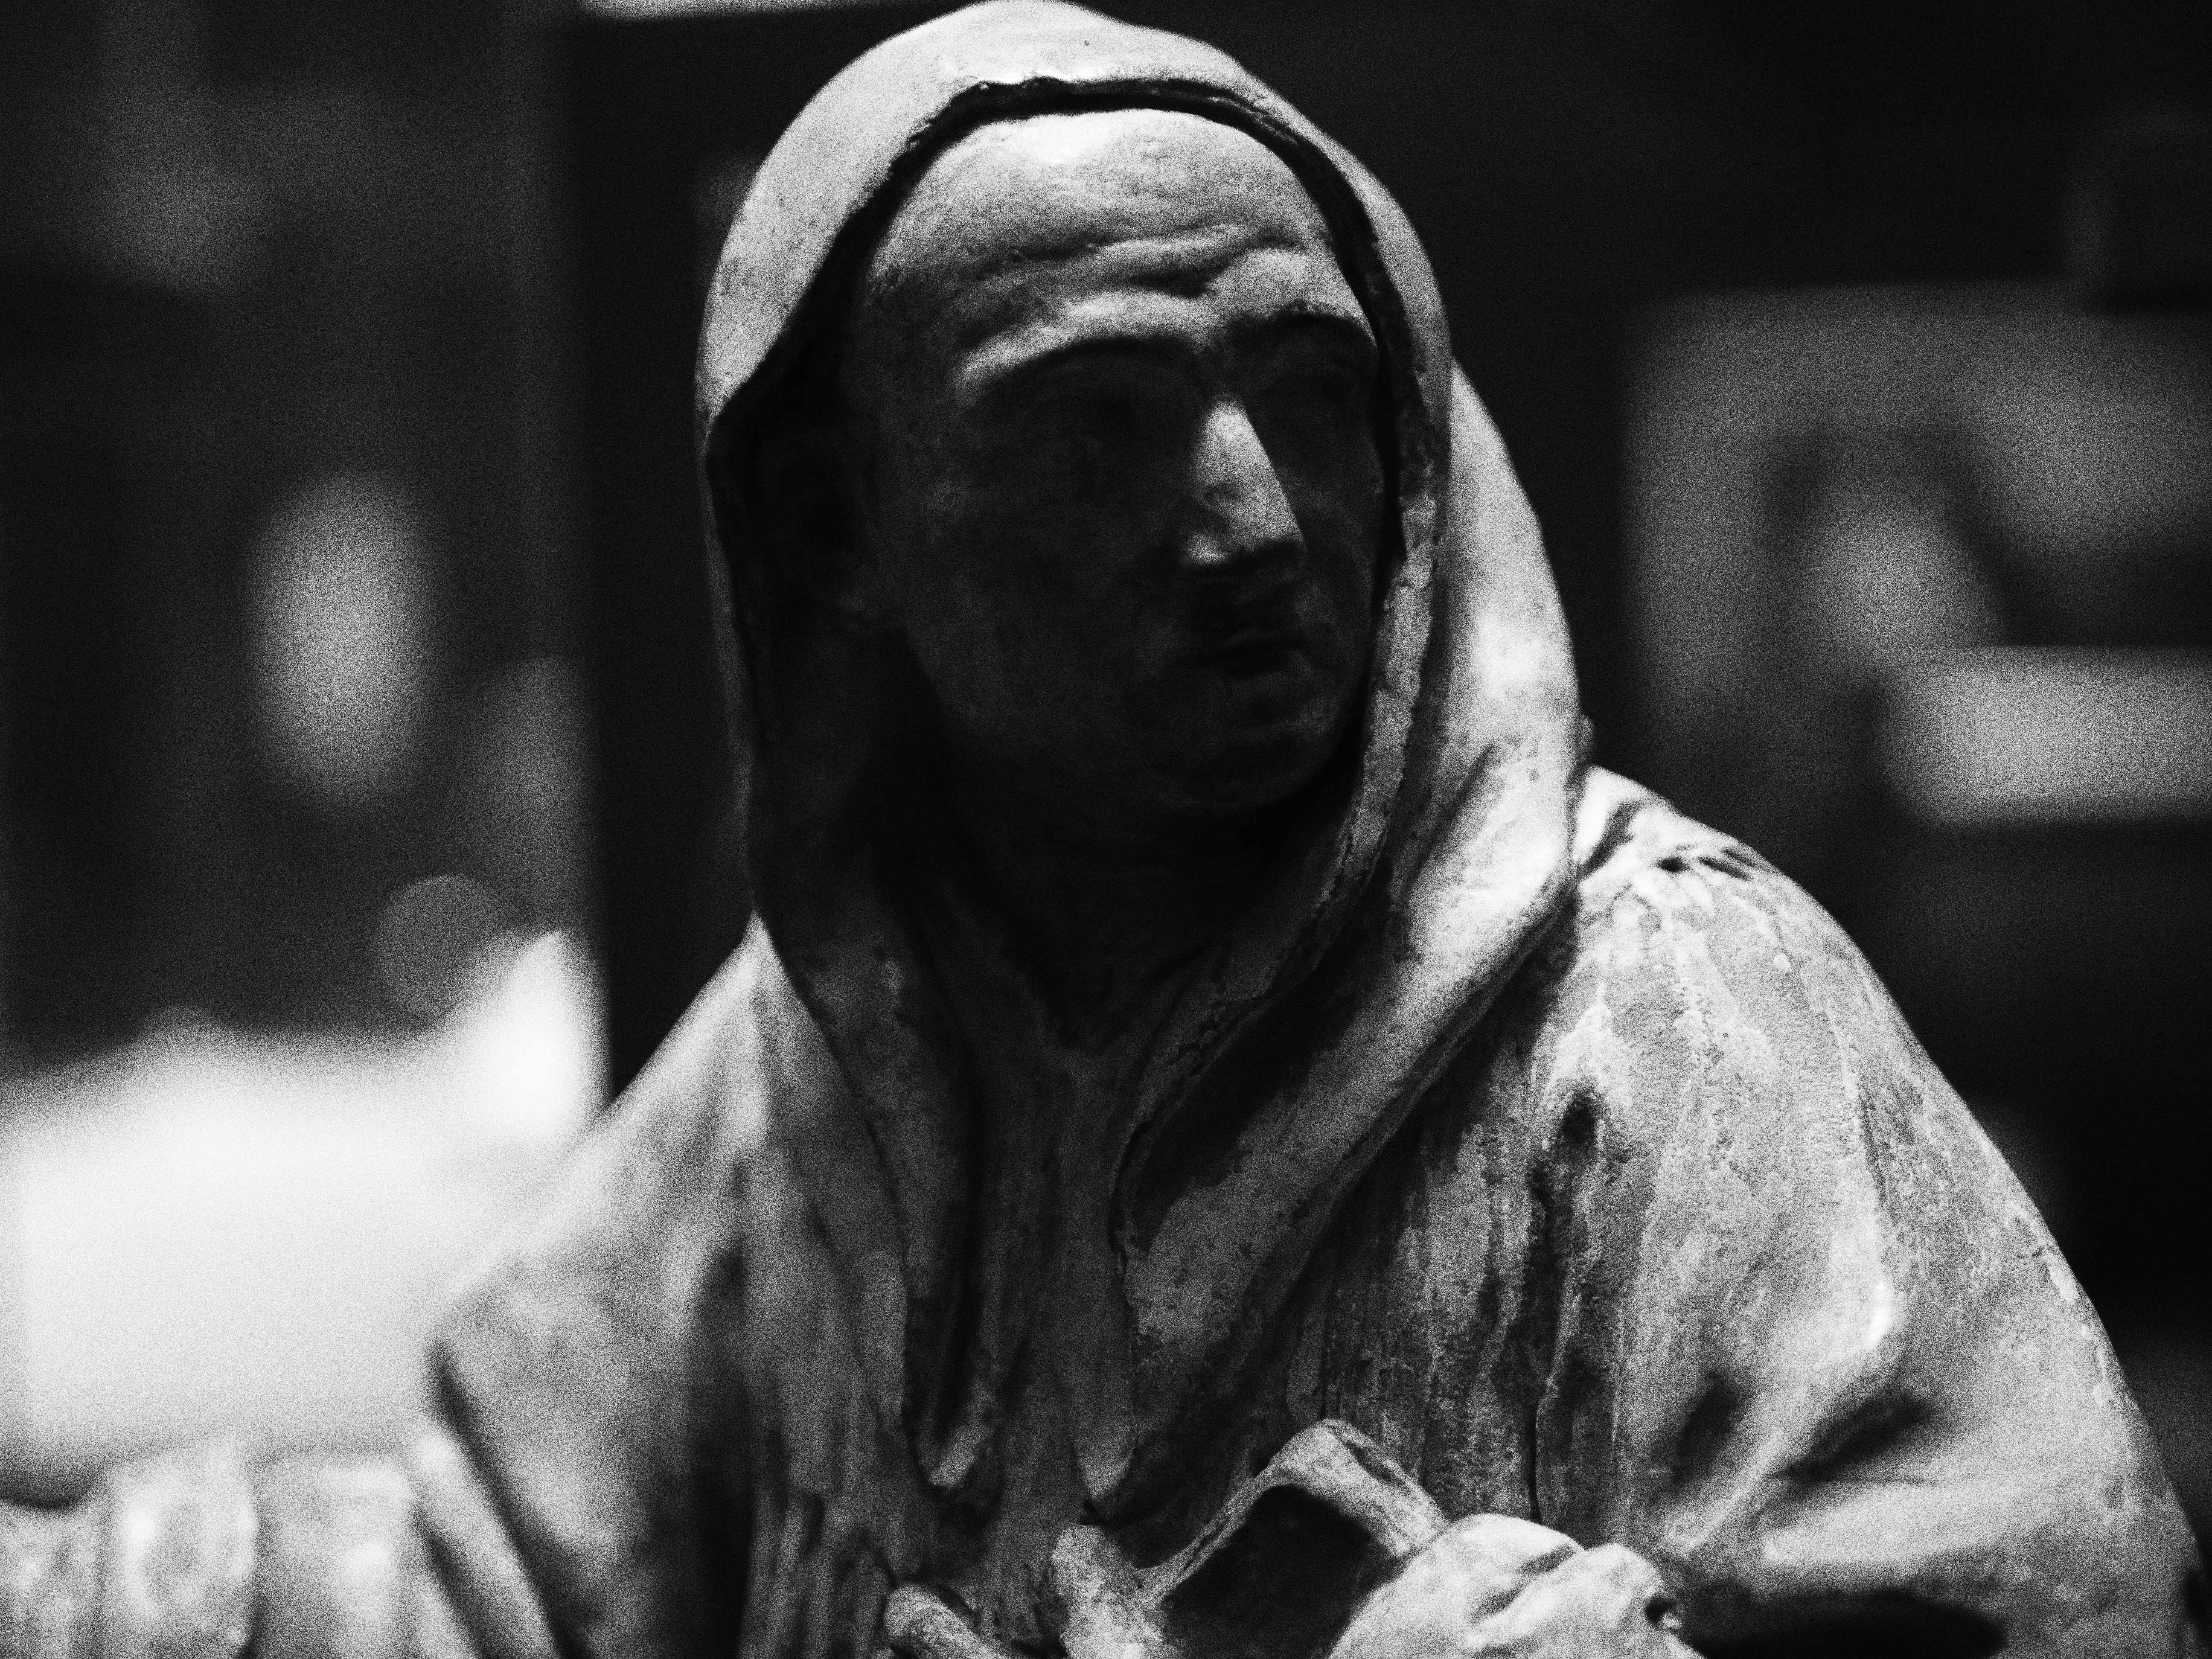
[1122,646,1360,812]
[1141,706,1352,824]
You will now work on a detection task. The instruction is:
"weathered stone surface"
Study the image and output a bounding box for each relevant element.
[1,4,2203,1658]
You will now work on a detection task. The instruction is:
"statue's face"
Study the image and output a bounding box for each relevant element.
[841,107,1385,830]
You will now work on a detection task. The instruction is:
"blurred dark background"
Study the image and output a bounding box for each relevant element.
[2,0,2206,1526]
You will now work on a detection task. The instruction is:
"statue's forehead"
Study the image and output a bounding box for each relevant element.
[856,106,1342,349]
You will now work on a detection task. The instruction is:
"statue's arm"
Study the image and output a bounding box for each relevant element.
[1,1444,265,1659]
[0,1432,546,1659]
[1516,798,2204,1656]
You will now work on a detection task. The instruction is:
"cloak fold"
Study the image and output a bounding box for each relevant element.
[0,5,2200,1658]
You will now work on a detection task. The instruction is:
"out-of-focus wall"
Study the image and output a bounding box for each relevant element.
[1,0,584,1059]
[0,0,600,1495]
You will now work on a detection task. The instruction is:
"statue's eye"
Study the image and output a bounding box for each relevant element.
[1243,327,1374,422]
[1248,352,1371,452]
[992,355,1199,499]
[1020,356,1200,451]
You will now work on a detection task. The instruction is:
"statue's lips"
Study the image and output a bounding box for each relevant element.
[1183,631,1310,678]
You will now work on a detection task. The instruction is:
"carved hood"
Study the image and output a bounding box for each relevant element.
[696,0,1586,1515]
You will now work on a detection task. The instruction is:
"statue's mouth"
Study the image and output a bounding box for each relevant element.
[1193,629,1306,677]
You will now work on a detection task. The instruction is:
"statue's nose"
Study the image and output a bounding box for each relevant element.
[1178,399,1301,580]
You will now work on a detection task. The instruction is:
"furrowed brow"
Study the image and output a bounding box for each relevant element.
[958,324,1204,405]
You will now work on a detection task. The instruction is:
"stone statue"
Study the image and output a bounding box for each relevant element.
[3,5,2202,1657]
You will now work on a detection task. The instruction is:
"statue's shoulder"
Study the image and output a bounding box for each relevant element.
[1563,766,1779,908]
[1550,765,1857,976]
[1491,764,1951,1154]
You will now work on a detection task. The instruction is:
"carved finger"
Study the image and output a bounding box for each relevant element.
[1049,1527,1168,1659]
[1328,1514,1580,1659]
[1456,1543,1691,1657]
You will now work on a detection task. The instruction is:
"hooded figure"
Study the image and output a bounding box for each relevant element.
[0,6,2201,1659]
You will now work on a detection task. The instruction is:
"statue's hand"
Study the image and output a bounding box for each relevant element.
[890,1517,1692,1659]
[1330,1515,1696,1659]
[894,1428,1699,1659]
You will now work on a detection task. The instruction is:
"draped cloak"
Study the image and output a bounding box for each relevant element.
[1,5,2203,1658]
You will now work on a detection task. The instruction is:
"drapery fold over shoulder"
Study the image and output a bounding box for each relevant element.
[1,5,2199,1657]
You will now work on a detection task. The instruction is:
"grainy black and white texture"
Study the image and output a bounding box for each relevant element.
[0,5,2200,1657]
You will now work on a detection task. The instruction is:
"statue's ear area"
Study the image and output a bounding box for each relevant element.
[752,416,900,636]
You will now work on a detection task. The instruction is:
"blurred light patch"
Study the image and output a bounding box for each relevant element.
[252,474,431,813]
[1972,347,2212,560]
[373,873,512,1022]
[0,933,601,1502]
[1883,648,2212,826]
[1792,445,2005,678]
